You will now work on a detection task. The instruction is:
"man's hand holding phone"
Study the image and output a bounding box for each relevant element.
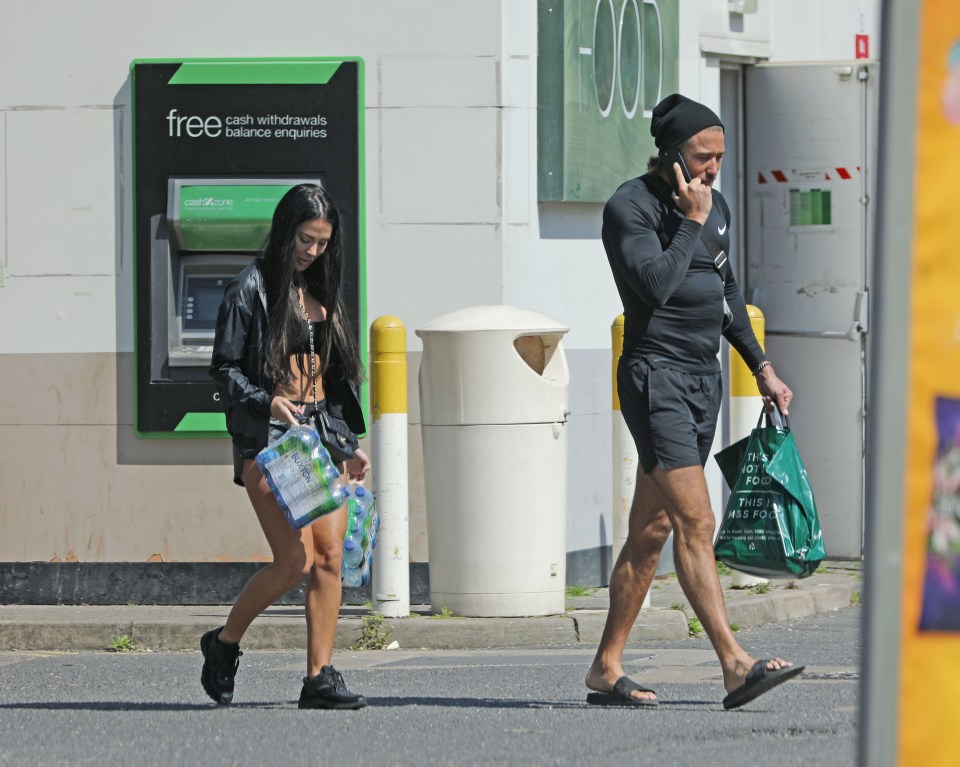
[661,148,711,225]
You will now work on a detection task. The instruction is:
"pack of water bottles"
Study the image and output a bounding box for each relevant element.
[255,425,351,530]
[341,486,380,587]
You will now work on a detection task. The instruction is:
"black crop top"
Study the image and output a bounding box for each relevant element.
[293,320,327,356]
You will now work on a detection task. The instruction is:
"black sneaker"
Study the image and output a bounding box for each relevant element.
[200,627,242,705]
[298,665,367,710]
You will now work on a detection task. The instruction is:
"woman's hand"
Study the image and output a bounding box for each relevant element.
[343,448,371,482]
[756,365,793,416]
[270,396,304,425]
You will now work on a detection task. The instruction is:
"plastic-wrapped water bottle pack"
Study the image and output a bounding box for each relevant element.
[342,486,380,587]
[255,425,350,530]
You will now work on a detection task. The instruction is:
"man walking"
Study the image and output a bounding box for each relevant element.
[585,94,803,709]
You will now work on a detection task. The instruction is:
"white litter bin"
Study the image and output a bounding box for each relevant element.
[416,305,570,617]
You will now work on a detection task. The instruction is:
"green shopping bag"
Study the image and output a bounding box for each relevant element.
[713,408,826,578]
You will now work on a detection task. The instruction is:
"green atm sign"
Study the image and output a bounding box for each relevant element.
[176,184,295,250]
[538,0,679,202]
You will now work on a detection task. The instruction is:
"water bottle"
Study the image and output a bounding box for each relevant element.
[320,462,340,483]
[342,555,370,587]
[347,494,368,529]
[353,487,378,547]
[353,486,374,517]
[295,427,319,451]
[342,537,364,569]
[341,486,377,586]
[315,446,346,503]
[314,445,336,479]
[326,474,349,507]
[344,511,365,549]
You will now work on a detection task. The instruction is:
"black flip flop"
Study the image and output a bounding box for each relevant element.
[722,660,805,710]
[586,676,659,708]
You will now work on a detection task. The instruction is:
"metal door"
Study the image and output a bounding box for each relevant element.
[744,62,877,559]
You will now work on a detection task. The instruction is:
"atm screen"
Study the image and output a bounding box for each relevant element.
[183,275,230,332]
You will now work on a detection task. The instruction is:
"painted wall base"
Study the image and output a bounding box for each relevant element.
[0,546,679,605]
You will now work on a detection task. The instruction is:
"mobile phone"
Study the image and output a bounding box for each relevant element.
[660,147,692,193]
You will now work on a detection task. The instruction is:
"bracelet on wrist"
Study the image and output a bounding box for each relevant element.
[753,360,772,375]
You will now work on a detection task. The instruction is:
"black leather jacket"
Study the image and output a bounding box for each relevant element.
[210,258,365,457]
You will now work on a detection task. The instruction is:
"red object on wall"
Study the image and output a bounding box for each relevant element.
[856,34,869,59]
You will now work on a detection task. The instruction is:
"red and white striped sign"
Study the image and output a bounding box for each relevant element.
[756,167,861,184]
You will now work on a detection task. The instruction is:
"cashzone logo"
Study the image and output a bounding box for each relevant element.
[184,198,234,208]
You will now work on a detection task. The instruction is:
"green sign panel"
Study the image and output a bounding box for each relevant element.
[538,0,679,202]
[177,184,295,250]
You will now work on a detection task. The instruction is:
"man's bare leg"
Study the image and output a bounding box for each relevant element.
[649,464,795,692]
[585,467,672,702]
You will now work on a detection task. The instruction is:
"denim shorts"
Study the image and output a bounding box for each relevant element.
[618,357,722,474]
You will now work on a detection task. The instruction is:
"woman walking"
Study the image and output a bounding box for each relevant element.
[203,183,370,709]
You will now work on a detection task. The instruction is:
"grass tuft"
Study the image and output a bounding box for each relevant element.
[351,610,392,650]
[107,634,136,652]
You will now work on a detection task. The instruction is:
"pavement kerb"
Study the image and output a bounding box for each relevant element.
[0,564,861,652]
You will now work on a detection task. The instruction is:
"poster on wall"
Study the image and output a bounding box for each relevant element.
[919,396,960,631]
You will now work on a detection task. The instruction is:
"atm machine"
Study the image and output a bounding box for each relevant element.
[140,176,321,434]
[130,57,362,436]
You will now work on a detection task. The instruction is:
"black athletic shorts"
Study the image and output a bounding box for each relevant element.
[617,356,723,474]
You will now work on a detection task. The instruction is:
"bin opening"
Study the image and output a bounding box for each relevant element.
[514,333,565,381]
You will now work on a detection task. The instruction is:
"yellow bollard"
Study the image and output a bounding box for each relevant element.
[730,306,765,403]
[369,316,410,617]
[611,315,649,608]
[612,315,624,412]
[371,316,408,420]
[728,305,768,588]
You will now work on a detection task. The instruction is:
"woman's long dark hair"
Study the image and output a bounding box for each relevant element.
[260,183,364,387]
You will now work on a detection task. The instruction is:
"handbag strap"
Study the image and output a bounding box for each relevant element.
[298,295,321,409]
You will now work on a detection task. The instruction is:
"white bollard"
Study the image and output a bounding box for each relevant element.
[370,317,410,617]
[611,411,636,567]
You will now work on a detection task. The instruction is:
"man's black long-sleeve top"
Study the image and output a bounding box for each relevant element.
[602,172,766,375]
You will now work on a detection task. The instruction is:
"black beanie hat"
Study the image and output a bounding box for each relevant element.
[650,93,724,149]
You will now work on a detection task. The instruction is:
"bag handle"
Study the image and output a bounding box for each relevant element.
[755,405,789,432]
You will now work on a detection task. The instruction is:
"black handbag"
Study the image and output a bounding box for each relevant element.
[309,406,358,465]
